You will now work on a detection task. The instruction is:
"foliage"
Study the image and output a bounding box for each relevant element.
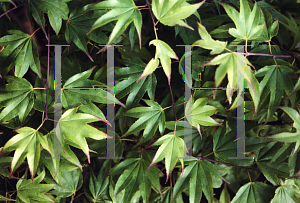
[0,0,300,202]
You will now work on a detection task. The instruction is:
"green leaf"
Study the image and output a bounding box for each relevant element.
[0,127,50,181]
[0,76,34,122]
[0,194,14,201]
[58,108,108,163]
[193,22,227,54]
[110,157,160,203]
[16,170,55,202]
[173,157,225,203]
[199,52,254,104]
[256,7,279,42]
[115,58,157,109]
[29,0,69,35]
[89,0,143,48]
[123,99,165,145]
[0,30,41,78]
[271,184,300,203]
[281,13,300,50]
[33,76,54,113]
[148,132,186,182]
[185,97,221,138]
[256,65,295,122]
[231,182,275,203]
[138,39,178,84]
[152,0,205,30]
[220,0,265,41]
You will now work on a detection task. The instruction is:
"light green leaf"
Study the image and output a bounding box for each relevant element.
[89,0,143,48]
[0,127,50,180]
[0,194,14,201]
[271,184,300,203]
[231,182,275,203]
[0,30,41,78]
[220,0,265,41]
[148,132,186,182]
[193,22,227,54]
[17,170,55,202]
[123,100,165,145]
[138,39,178,84]
[152,0,205,30]
[0,76,34,122]
[29,0,69,35]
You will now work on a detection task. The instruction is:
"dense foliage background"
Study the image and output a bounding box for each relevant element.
[0,0,300,202]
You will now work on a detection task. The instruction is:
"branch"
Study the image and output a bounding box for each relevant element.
[0,3,24,19]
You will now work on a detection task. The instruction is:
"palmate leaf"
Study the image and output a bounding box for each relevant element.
[28,0,69,35]
[172,157,225,203]
[138,39,178,84]
[220,0,265,42]
[151,0,205,30]
[271,184,300,203]
[123,100,165,145]
[231,182,275,203]
[0,127,50,181]
[110,157,160,203]
[88,0,142,48]
[148,132,186,183]
[185,97,221,138]
[16,170,55,202]
[255,65,295,122]
[115,58,157,109]
[0,76,34,123]
[58,108,108,163]
[0,30,41,78]
[256,7,279,42]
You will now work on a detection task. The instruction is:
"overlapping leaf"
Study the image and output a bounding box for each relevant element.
[0,127,50,180]
[28,0,69,35]
[148,132,186,182]
[138,39,178,84]
[152,0,205,30]
[271,184,300,203]
[220,0,265,42]
[16,170,55,202]
[173,157,225,203]
[110,157,160,203]
[0,30,41,78]
[256,7,279,42]
[0,76,34,122]
[255,65,295,122]
[89,0,143,48]
[185,97,221,138]
[123,100,165,145]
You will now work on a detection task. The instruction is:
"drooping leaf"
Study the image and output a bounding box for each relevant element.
[16,170,55,202]
[115,58,157,109]
[138,39,178,84]
[173,157,225,203]
[220,0,265,42]
[0,127,50,181]
[152,0,205,30]
[28,0,69,35]
[0,30,41,78]
[185,97,221,138]
[89,0,143,48]
[0,76,34,122]
[123,99,165,145]
[231,182,275,203]
[193,22,227,55]
[148,132,186,182]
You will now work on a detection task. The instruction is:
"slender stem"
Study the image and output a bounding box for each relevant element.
[168,83,177,121]
[177,116,185,121]
[30,27,41,37]
[45,25,50,119]
[36,118,46,131]
[145,0,158,40]
[0,3,24,19]
[33,87,46,90]
[270,40,300,61]
[162,105,172,111]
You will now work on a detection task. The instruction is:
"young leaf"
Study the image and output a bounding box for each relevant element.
[0,76,34,122]
[0,127,50,181]
[0,30,41,78]
[256,7,279,42]
[148,132,186,183]
[89,0,143,48]
[138,39,178,84]
[193,22,227,54]
[16,170,55,202]
[271,184,300,203]
[231,182,275,203]
[152,0,205,30]
[220,0,265,42]
[123,100,165,145]
[185,97,221,138]
[28,0,69,35]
